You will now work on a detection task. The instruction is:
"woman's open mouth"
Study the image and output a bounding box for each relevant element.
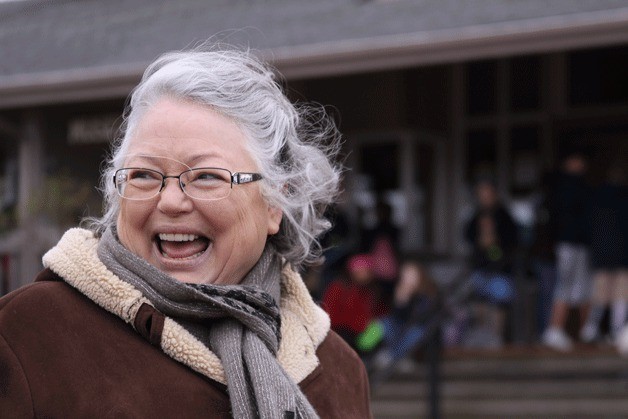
[157,233,210,260]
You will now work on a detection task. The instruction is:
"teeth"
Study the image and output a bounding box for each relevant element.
[158,233,199,242]
[160,250,205,260]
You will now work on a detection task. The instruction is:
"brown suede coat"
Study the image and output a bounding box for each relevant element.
[0,229,371,418]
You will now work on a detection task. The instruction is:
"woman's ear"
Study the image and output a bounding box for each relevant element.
[267,205,283,235]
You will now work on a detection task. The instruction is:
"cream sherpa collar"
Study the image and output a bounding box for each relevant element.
[42,228,330,385]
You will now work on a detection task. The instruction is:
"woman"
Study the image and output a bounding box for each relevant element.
[0,48,371,418]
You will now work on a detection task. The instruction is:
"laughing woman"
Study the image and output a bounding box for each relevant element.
[0,48,371,418]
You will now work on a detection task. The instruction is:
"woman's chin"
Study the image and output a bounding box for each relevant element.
[171,271,210,284]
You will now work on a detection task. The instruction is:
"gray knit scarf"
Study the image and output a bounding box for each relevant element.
[97,227,318,419]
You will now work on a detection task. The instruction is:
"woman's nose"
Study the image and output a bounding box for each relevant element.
[156,178,194,214]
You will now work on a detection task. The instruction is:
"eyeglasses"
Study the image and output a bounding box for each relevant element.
[113,167,263,201]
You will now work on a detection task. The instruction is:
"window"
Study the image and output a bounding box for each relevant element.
[568,46,628,106]
[466,61,498,115]
[510,56,542,111]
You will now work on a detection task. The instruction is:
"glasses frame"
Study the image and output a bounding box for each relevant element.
[113,167,263,201]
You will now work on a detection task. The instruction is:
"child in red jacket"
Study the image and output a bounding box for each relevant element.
[323,254,382,350]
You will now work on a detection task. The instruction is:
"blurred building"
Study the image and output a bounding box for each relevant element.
[1,0,628,293]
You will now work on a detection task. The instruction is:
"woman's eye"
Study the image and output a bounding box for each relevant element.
[129,170,160,181]
[198,173,218,180]
[194,171,222,182]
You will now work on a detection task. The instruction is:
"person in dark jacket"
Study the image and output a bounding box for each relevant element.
[542,152,592,351]
[580,165,628,343]
[464,178,518,347]
[0,46,371,418]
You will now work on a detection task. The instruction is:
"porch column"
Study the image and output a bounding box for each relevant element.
[450,64,466,255]
[15,111,45,289]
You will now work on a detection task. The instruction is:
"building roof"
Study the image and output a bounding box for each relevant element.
[2,0,628,108]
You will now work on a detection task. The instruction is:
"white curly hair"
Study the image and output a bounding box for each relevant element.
[90,46,342,267]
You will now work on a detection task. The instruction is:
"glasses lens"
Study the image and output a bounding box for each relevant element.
[115,168,162,200]
[181,168,232,200]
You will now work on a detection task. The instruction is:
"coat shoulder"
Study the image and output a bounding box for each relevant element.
[0,270,76,315]
[302,330,372,418]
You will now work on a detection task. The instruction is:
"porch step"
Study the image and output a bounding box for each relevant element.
[370,346,628,418]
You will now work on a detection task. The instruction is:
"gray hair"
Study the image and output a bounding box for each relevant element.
[91,47,342,267]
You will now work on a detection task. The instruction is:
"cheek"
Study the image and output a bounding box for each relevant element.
[232,206,268,245]
[222,195,271,248]
[117,202,154,248]
[119,201,148,228]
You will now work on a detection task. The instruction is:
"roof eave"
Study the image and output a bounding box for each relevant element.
[0,64,145,109]
[1,10,628,109]
[270,10,628,79]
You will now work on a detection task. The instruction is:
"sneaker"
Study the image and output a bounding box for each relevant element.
[579,323,599,343]
[542,327,574,351]
[615,325,628,356]
[370,350,393,372]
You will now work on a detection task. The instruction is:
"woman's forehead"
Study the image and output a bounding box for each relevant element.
[123,130,235,162]
[122,152,224,168]
[133,97,245,141]
[122,99,260,171]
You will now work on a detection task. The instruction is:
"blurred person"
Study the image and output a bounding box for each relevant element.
[580,165,628,343]
[314,201,353,300]
[0,46,371,417]
[464,178,518,348]
[322,254,382,351]
[542,151,592,351]
[361,199,400,307]
[357,259,439,371]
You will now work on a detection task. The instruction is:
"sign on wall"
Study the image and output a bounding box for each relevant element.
[67,114,120,144]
